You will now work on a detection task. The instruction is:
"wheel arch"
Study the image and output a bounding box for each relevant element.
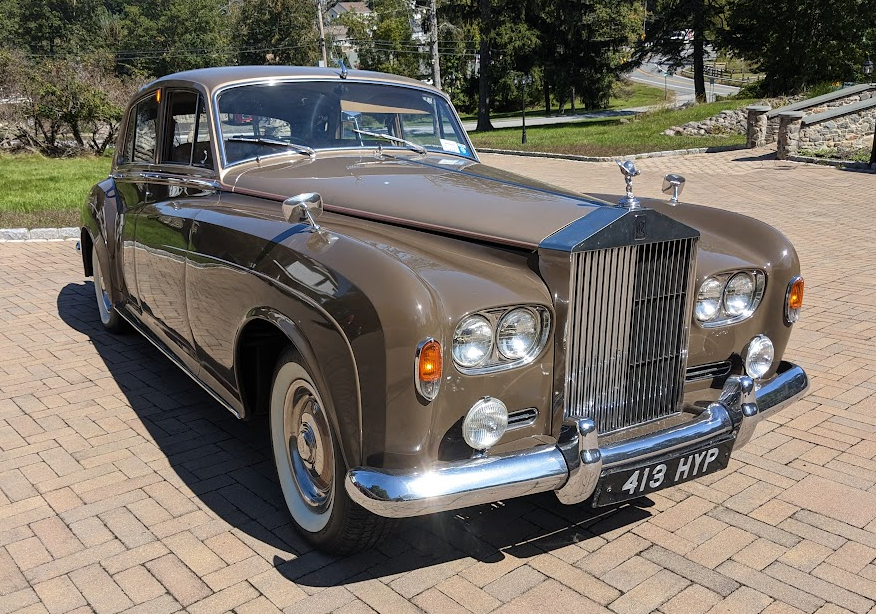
[234,306,361,468]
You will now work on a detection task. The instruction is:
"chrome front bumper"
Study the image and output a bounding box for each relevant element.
[345,361,808,518]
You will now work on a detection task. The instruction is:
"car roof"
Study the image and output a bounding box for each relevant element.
[145,66,442,97]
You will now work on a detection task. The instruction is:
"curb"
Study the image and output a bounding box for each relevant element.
[0,227,79,242]
[786,155,875,172]
[477,145,747,162]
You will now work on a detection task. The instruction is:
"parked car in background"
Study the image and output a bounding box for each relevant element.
[80,66,808,554]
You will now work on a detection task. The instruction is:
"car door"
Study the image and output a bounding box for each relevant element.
[112,92,161,311]
[132,89,218,371]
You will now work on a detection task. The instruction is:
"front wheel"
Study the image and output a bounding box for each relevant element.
[269,348,394,554]
[92,243,125,333]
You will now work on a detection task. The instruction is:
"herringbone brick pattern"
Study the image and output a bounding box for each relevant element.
[1,149,875,613]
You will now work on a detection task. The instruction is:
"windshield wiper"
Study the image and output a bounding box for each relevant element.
[352,129,427,155]
[225,136,315,159]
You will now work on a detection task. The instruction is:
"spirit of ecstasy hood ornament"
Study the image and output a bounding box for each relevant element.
[616,160,641,210]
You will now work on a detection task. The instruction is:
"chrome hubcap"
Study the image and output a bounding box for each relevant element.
[284,381,333,513]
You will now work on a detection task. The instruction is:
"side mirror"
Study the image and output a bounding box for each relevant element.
[661,174,685,204]
[282,192,323,230]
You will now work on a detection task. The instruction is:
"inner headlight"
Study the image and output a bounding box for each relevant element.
[695,277,724,322]
[723,272,756,317]
[497,308,540,359]
[452,315,493,368]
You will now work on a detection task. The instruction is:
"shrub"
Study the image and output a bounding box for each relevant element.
[0,49,144,156]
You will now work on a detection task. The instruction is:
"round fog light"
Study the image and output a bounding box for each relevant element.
[744,335,774,379]
[463,397,508,451]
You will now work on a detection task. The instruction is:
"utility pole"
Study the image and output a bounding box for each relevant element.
[316,0,328,67]
[429,0,441,89]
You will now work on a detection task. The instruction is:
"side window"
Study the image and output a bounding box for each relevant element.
[162,91,212,168]
[132,95,159,163]
[118,112,136,165]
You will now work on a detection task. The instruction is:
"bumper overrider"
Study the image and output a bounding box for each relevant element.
[345,361,809,518]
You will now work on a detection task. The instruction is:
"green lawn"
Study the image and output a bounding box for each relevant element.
[458,83,673,122]
[0,153,111,229]
[468,99,755,157]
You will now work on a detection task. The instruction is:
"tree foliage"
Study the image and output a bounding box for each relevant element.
[636,0,727,102]
[231,0,319,66]
[723,0,876,94]
[0,49,141,155]
[337,0,421,78]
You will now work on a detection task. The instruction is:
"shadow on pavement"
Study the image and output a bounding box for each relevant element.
[57,281,652,587]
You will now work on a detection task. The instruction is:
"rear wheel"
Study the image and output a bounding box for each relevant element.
[92,243,125,333]
[269,348,394,554]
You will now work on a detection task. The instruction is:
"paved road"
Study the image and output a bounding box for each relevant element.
[462,62,740,132]
[630,62,740,104]
[2,151,876,613]
[461,108,642,132]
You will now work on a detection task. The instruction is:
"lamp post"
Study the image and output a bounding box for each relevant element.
[514,73,532,145]
[865,58,874,166]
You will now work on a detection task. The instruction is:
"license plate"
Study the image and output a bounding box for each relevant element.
[593,439,733,507]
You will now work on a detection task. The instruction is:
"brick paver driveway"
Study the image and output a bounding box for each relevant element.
[2,149,876,614]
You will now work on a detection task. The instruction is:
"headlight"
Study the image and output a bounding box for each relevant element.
[463,397,508,450]
[452,315,493,368]
[695,277,724,322]
[744,335,774,379]
[723,272,756,317]
[696,270,765,327]
[452,305,551,373]
[497,308,540,359]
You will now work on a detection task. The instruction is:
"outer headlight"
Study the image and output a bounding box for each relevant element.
[497,308,540,359]
[744,335,774,379]
[462,397,508,450]
[452,315,493,368]
[696,270,765,327]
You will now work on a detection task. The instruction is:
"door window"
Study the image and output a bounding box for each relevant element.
[162,91,212,168]
[131,94,159,164]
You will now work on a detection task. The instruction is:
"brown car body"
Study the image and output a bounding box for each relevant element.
[80,66,808,553]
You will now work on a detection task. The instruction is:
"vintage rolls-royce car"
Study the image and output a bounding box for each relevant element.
[79,66,808,554]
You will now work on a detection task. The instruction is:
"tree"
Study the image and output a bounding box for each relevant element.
[724,0,876,94]
[544,0,641,110]
[157,0,233,74]
[338,0,421,78]
[635,0,727,103]
[231,0,319,66]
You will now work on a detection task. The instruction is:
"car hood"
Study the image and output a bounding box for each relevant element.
[223,153,610,249]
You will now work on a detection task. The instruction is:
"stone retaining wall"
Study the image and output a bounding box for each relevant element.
[798,108,876,150]
[775,99,876,159]
[764,84,876,144]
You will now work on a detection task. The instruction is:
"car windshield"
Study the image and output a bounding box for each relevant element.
[216,81,472,165]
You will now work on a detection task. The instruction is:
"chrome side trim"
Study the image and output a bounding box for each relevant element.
[112,171,220,193]
[116,308,242,419]
[346,361,808,518]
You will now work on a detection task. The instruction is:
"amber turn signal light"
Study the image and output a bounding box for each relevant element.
[785,276,804,324]
[788,278,804,310]
[415,338,442,401]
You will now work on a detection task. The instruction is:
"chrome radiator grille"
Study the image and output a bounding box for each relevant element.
[565,238,697,434]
